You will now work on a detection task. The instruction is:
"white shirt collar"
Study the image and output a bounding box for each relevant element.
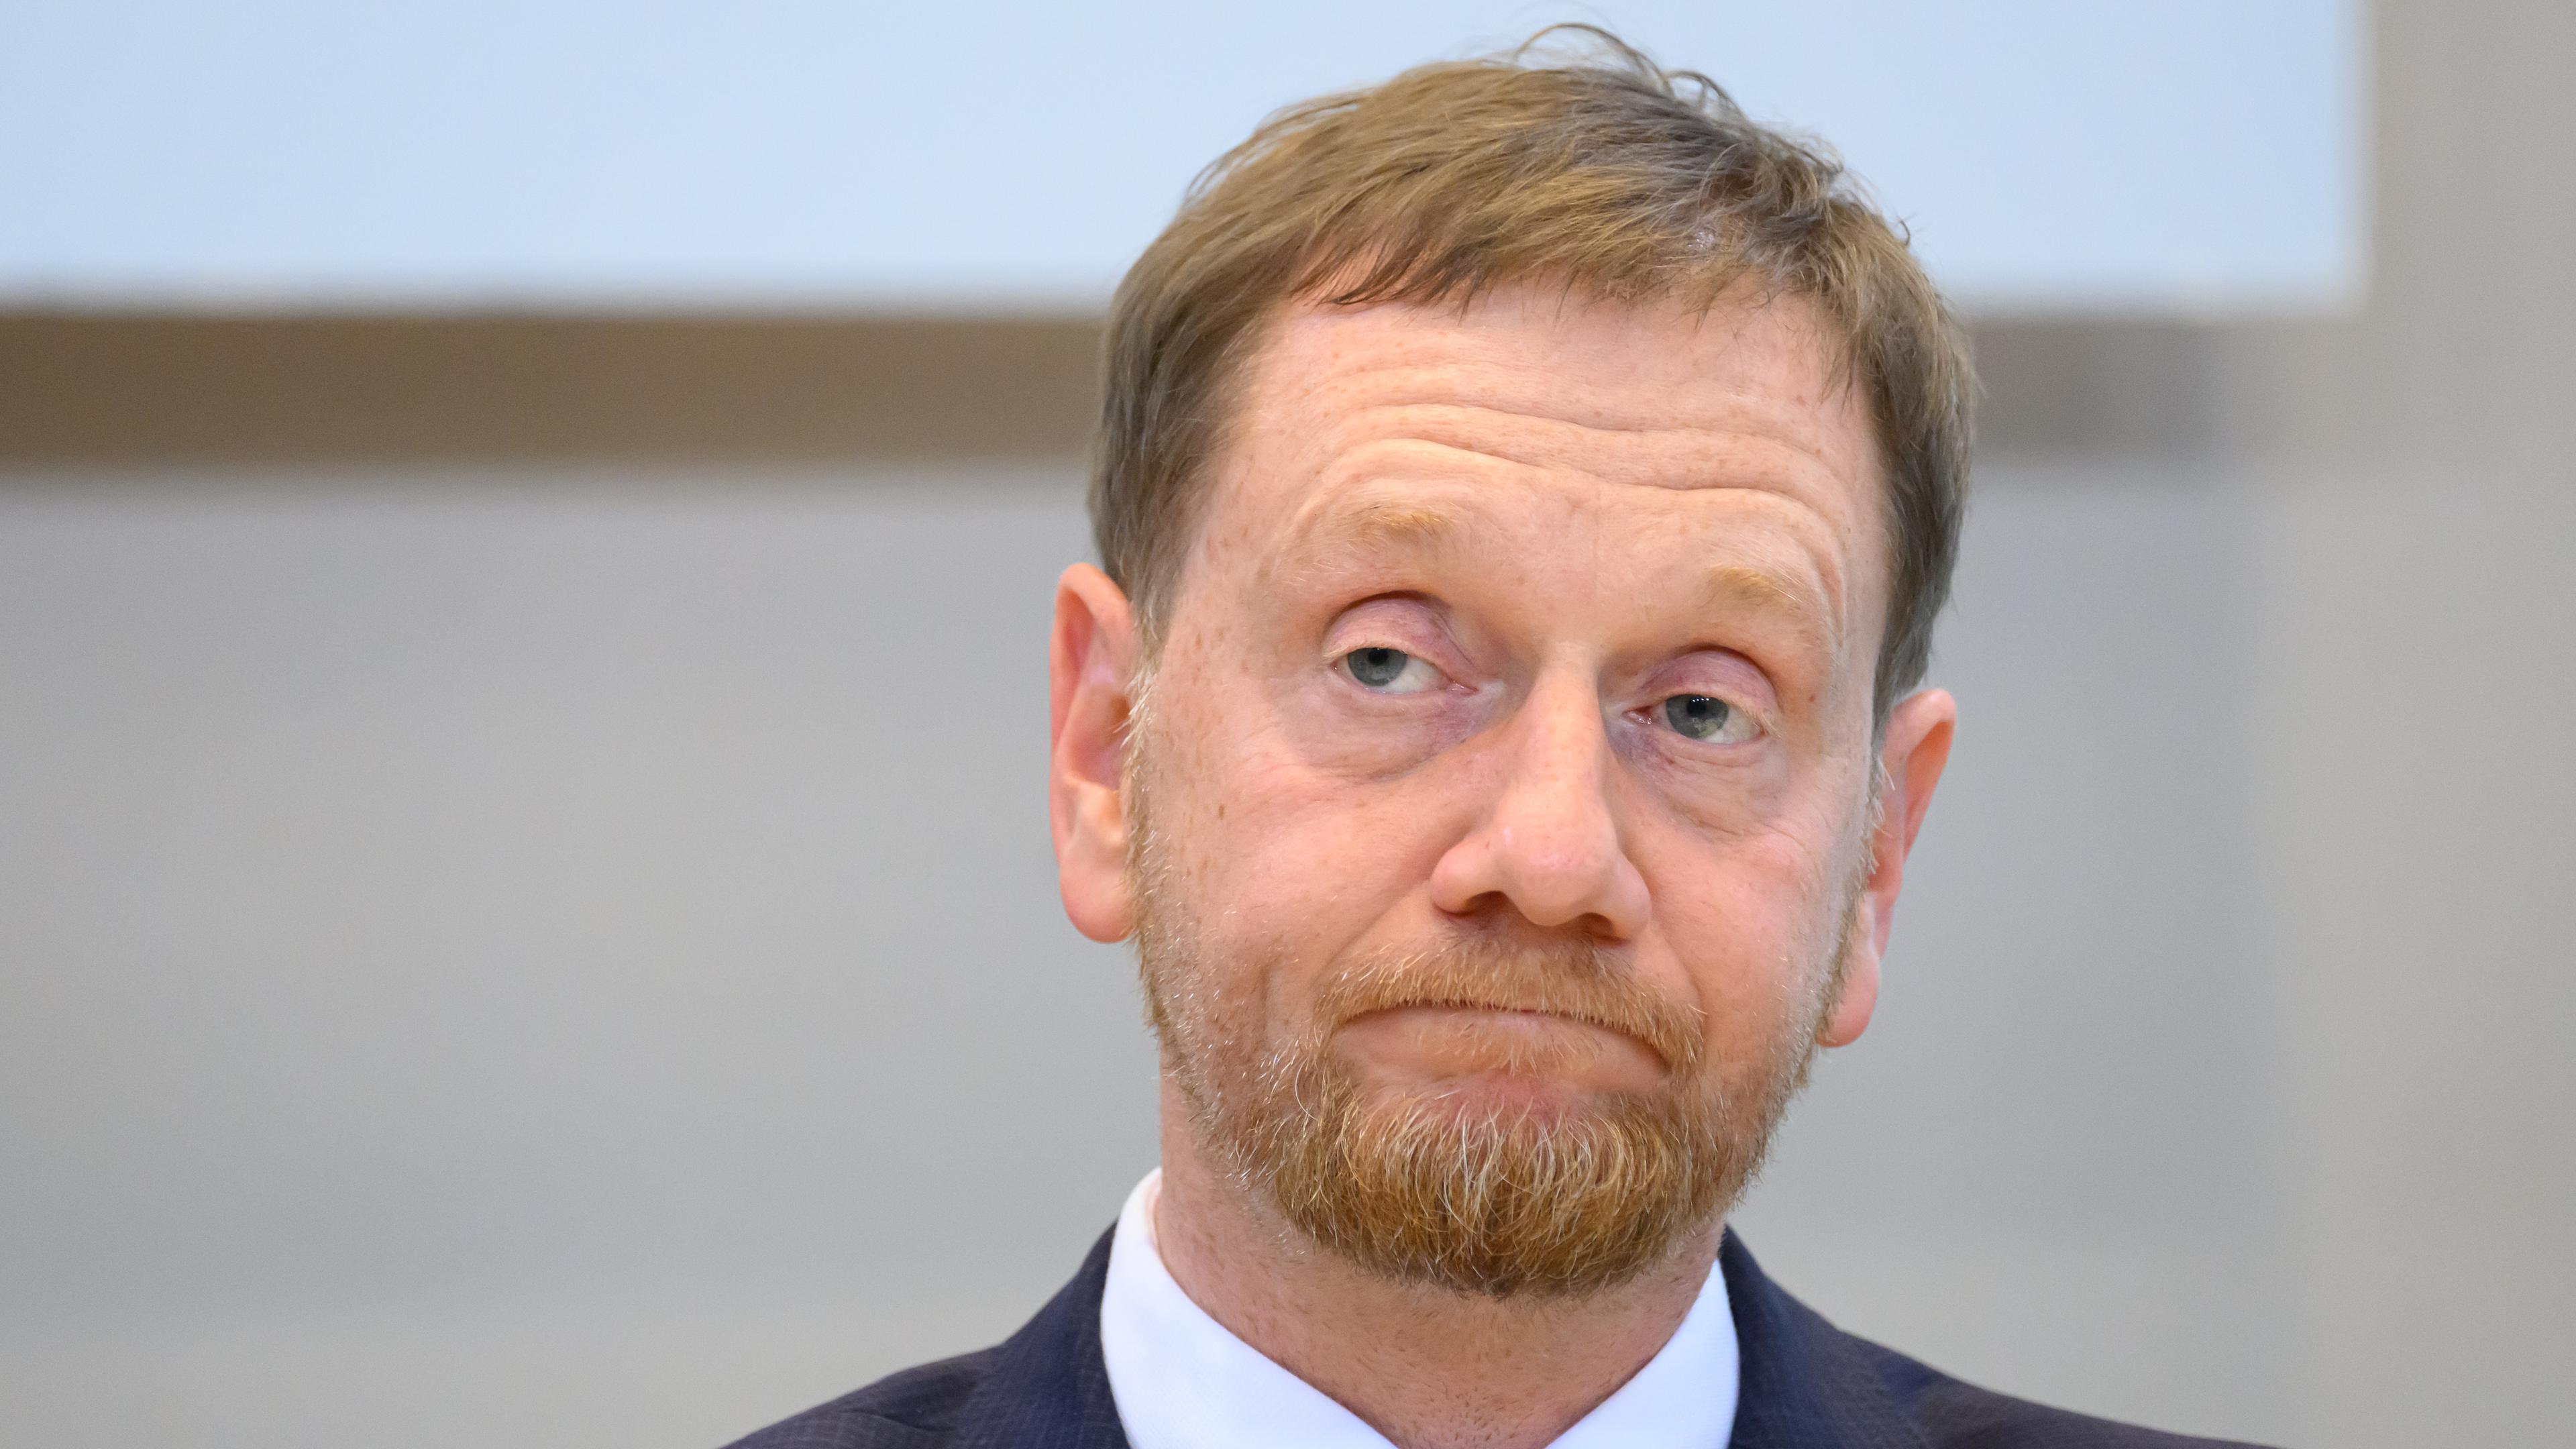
[1099,1169,1739,1449]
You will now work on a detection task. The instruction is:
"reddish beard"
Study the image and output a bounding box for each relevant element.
[1132,838,1858,1299]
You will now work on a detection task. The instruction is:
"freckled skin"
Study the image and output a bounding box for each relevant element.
[1046,283,1956,1449]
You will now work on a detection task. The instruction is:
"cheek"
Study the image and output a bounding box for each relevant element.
[1151,626,1469,916]
[1144,695,1452,1000]
[1199,765,1450,951]
[1643,828,1847,1053]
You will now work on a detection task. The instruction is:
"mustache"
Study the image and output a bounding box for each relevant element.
[1309,936,1707,1075]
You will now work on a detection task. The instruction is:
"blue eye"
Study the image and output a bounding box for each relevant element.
[1343,647,1439,693]
[1347,647,1407,686]
[1663,694,1754,743]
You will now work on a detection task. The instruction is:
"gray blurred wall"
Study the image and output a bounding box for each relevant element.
[2,1,2569,1445]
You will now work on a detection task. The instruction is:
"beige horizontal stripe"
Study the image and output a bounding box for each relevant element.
[0,312,2231,469]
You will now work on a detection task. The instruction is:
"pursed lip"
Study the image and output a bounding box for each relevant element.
[1348,998,1629,1035]
[1338,1001,1670,1075]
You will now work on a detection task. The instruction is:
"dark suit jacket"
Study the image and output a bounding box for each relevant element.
[727,1230,2264,1448]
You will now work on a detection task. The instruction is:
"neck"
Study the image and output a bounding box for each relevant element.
[1148,1079,1723,1449]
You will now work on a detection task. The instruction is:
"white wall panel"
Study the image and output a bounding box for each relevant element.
[0,0,2360,313]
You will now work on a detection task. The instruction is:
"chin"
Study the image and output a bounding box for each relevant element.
[1250,1049,1737,1300]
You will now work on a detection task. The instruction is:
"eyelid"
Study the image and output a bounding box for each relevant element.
[1652,652,1774,704]
[1324,600,1466,672]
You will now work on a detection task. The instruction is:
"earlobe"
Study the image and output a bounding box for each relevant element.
[1818,934,1879,1049]
[1050,564,1143,943]
[1822,687,1957,1050]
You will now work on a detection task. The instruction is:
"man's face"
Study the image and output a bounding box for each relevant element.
[1054,283,1946,1296]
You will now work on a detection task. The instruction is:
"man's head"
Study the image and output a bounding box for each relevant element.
[1048,32,1965,1299]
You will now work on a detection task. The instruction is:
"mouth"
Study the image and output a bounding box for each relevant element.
[1335,1001,1669,1091]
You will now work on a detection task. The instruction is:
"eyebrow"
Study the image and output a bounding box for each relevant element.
[1700,562,1841,653]
[1299,498,1468,555]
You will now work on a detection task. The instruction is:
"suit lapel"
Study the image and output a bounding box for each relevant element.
[950,1229,1133,1449]
[1720,1230,1930,1449]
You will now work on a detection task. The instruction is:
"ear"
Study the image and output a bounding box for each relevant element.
[1818,688,1955,1049]
[1051,564,1143,943]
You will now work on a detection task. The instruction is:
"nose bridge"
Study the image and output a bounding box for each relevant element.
[1503,665,1613,818]
[1457,661,1644,935]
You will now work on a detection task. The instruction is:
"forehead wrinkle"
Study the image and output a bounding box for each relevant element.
[1330,394,1858,508]
[1255,433,1854,614]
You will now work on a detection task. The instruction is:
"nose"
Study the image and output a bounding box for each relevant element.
[1428,669,1650,941]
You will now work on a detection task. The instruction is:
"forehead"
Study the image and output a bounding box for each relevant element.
[1188,284,1887,641]
[1246,286,1868,470]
